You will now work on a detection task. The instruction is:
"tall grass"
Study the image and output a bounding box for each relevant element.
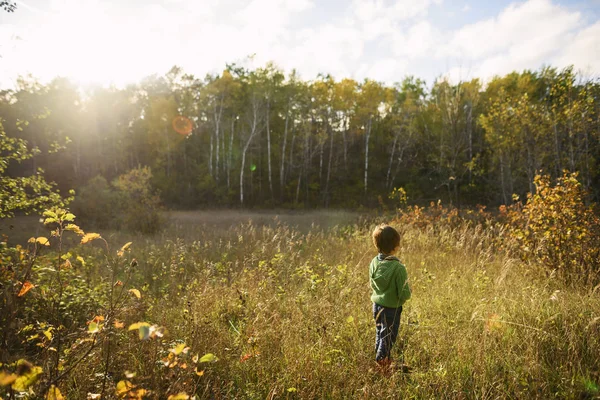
[56,214,599,399]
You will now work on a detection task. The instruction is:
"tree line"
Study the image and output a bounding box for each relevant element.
[1,64,598,210]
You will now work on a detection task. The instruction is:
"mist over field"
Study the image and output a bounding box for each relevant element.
[1,0,600,398]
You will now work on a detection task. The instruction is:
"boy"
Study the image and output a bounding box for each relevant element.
[370,224,411,370]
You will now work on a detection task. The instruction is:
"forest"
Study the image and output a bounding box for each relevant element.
[1,63,599,214]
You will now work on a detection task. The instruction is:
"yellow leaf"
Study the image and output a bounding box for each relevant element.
[76,256,86,266]
[195,368,204,377]
[12,365,42,391]
[128,322,150,331]
[0,371,17,386]
[18,281,35,297]
[43,328,53,341]
[130,388,147,399]
[27,237,36,243]
[115,380,133,397]
[117,242,132,257]
[81,233,101,245]
[46,385,65,400]
[167,393,189,400]
[170,343,187,355]
[36,237,50,246]
[65,224,84,235]
[128,289,141,299]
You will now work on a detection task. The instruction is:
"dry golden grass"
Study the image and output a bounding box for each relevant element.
[84,212,599,398]
[4,211,599,398]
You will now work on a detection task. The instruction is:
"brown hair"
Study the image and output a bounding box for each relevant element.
[372,224,400,254]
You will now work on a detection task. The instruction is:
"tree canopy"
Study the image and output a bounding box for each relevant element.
[0,65,598,210]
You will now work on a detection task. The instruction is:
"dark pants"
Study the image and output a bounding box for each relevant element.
[373,303,402,361]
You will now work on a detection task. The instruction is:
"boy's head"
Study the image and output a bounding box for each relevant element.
[372,224,400,254]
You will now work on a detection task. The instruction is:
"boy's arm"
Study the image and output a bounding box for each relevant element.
[396,263,411,304]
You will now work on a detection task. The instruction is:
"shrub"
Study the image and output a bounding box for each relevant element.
[71,175,122,229]
[112,166,163,234]
[72,167,163,234]
[508,172,600,285]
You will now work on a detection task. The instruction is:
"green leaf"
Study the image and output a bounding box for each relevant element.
[199,353,218,363]
[88,322,99,334]
[128,322,151,340]
[43,217,58,225]
[43,210,57,218]
[63,213,75,222]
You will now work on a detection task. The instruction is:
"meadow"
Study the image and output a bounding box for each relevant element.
[1,204,599,399]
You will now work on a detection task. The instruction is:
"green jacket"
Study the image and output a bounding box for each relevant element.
[369,255,411,308]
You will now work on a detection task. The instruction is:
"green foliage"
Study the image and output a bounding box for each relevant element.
[113,166,163,234]
[70,176,121,229]
[71,167,163,234]
[0,124,68,218]
[388,187,408,209]
[508,172,600,285]
[1,66,598,209]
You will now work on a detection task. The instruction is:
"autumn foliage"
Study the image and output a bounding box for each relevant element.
[506,172,600,285]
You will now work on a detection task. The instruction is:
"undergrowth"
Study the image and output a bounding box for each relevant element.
[0,173,599,399]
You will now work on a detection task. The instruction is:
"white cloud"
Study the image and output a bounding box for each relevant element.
[553,21,600,75]
[389,0,443,21]
[365,58,408,82]
[392,21,441,59]
[432,0,597,82]
[277,22,366,79]
[441,0,580,60]
[0,0,598,88]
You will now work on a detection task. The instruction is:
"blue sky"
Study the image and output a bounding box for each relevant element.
[0,0,599,87]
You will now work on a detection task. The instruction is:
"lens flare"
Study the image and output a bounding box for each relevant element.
[250,164,257,172]
[172,116,193,135]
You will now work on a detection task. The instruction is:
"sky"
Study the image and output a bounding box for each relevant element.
[0,0,599,88]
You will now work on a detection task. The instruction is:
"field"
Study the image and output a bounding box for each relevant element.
[1,209,600,399]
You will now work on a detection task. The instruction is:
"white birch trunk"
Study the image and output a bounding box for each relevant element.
[364,116,372,194]
[266,100,273,197]
[280,101,290,199]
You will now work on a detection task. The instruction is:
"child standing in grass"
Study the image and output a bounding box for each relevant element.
[370,224,411,370]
